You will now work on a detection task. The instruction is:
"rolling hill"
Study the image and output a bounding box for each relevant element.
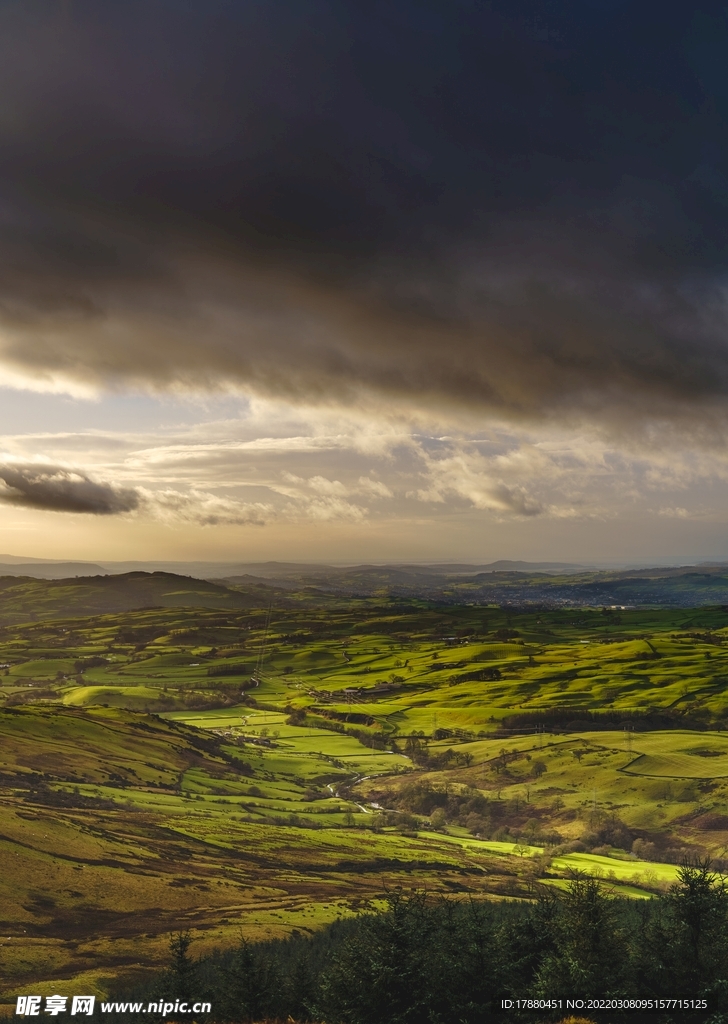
[0,572,286,625]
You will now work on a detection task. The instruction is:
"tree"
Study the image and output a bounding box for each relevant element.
[166,931,197,1002]
[430,807,447,829]
[535,876,629,997]
[645,860,728,1002]
[284,951,316,1022]
[316,891,502,1024]
[222,937,280,1022]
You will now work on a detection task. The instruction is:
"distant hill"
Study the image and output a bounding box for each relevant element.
[0,557,590,579]
[3,563,728,619]
[218,560,588,593]
[0,561,107,579]
[0,571,286,625]
[0,552,82,563]
[0,555,712,583]
[220,562,728,606]
[212,559,587,578]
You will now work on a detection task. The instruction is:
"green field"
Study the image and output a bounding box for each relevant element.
[2,588,728,1000]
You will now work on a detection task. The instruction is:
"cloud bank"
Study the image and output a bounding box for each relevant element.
[0,464,139,515]
[0,2,727,427]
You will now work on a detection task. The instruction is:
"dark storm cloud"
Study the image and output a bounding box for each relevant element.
[1,0,728,420]
[0,465,139,515]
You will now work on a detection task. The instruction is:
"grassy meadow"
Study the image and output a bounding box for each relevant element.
[2,584,728,1000]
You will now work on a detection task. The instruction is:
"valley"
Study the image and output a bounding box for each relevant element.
[2,576,728,1002]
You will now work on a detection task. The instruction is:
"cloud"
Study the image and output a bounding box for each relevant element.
[658,506,691,519]
[412,446,544,516]
[305,476,350,498]
[357,476,394,499]
[287,497,367,522]
[0,463,139,514]
[6,404,728,541]
[487,483,544,518]
[145,488,271,527]
[276,473,368,520]
[4,410,722,529]
[0,2,725,432]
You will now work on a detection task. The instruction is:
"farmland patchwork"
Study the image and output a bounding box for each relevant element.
[2,587,728,1000]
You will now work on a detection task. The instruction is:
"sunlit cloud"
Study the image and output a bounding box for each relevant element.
[142,488,272,527]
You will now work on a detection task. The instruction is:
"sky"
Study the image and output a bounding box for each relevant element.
[1,0,728,564]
